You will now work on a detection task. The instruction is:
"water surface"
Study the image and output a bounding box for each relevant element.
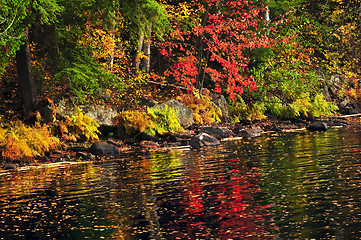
[1,126,361,239]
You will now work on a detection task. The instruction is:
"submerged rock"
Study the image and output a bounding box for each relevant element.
[197,126,233,140]
[88,142,120,156]
[307,121,328,132]
[3,163,18,170]
[238,127,263,138]
[76,152,95,160]
[190,132,220,148]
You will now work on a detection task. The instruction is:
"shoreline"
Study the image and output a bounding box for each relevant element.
[0,116,358,174]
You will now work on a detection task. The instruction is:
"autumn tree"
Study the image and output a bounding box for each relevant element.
[156,0,272,100]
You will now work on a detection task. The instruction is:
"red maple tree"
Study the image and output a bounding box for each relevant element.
[157,0,272,100]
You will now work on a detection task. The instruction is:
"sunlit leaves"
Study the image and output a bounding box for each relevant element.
[0,120,61,161]
[157,0,272,99]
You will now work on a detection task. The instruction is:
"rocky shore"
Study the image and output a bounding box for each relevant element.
[0,116,352,173]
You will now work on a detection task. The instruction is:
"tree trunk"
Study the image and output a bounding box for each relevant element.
[264,6,270,22]
[142,24,152,73]
[134,28,144,73]
[16,26,37,112]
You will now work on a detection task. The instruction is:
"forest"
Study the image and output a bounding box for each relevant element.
[0,0,361,161]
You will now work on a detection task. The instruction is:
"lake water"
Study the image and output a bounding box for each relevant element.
[1,126,361,239]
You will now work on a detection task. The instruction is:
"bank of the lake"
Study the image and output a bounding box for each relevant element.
[1,125,361,239]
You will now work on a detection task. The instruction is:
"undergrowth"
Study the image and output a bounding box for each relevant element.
[0,121,61,161]
[229,95,267,122]
[176,91,222,125]
[55,108,100,142]
[117,105,184,136]
[264,93,338,119]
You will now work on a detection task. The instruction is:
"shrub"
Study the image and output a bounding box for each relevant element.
[264,96,295,119]
[147,105,184,136]
[176,91,222,125]
[117,110,156,135]
[0,121,61,161]
[229,95,267,122]
[117,106,184,136]
[63,108,100,142]
[311,93,339,118]
[55,62,123,103]
[265,93,338,119]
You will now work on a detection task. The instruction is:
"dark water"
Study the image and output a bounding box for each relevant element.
[1,127,361,239]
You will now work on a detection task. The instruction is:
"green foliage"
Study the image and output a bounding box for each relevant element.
[55,62,123,102]
[264,96,295,119]
[254,60,320,102]
[0,121,61,161]
[63,108,100,142]
[0,0,63,74]
[229,96,266,123]
[121,0,169,41]
[264,93,338,119]
[117,106,184,137]
[311,93,339,118]
[176,91,222,125]
[146,105,184,136]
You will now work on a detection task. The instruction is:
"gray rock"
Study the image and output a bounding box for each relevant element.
[190,132,220,148]
[307,121,328,132]
[338,96,361,115]
[153,100,194,128]
[198,126,233,140]
[238,127,263,138]
[57,99,118,130]
[211,94,229,122]
[76,152,95,160]
[88,142,120,156]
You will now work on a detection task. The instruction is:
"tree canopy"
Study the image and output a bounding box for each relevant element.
[0,0,360,120]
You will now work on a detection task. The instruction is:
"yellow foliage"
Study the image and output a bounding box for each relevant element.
[0,127,6,148]
[0,121,61,161]
[117,110,156,135]
[79,11,131,77]
[176,91,222,125]
[64,108,100,142]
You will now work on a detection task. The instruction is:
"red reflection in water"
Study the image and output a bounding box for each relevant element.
[159,160,275,239]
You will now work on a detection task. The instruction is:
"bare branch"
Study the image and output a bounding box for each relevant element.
[0,10,18,36]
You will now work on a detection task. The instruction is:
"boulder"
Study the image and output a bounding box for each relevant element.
[56,100,118,136]
[197,126,233,140]
[211,94,230,122]
[238,127,263,138]
[337,96,361,115]
[88,142,120,156]
[190,132,220,148]
[153,100,194,129]
[307,121,328,132]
